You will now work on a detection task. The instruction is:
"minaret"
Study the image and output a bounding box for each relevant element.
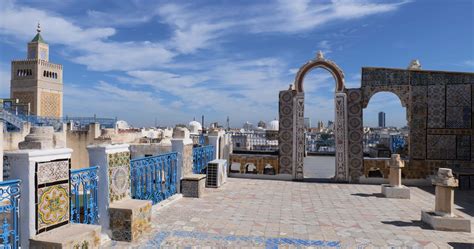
[10,23,63,117]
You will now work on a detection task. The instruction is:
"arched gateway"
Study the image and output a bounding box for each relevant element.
[278,52,363,182]
[279,55,474,182]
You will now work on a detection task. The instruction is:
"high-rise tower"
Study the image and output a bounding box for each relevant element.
[10,23,63,117]
[378,111,386,128]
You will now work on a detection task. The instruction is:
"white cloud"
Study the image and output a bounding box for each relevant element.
[0,0,410,125]
[345,73,361,88]
[64,81,188,127]
[0,0,175,71]
[464,60,474,67]
[246,0,409,33]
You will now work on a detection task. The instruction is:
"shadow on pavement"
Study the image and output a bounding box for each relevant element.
[381,220,431,229]
[447,242,474,249]
[351,193,385,198]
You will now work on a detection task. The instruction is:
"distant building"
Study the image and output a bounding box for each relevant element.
[317,120,324,130]
[304,117,311,129]
[378,112,386,128]
[243,121,253,131]
[327,120,334,130]
[11,23,63,117]
[257,120,266,129]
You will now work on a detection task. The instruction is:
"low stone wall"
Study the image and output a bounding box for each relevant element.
[363,158,474,179]
[229,154,279,175]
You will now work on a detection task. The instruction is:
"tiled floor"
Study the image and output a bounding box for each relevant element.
[106,178,473,248]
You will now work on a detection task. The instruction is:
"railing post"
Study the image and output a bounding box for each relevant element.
[5,145,72,248]
[87,143,130,240]
[171,127,193,193]
[207,128,223,160]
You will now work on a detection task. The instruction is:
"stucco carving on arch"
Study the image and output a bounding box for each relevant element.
[294,51,345,93]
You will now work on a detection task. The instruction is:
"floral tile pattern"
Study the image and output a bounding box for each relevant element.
[108,151,131,203]
[37,183,69,231]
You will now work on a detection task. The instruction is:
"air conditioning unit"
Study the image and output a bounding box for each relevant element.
[206,159,228,188]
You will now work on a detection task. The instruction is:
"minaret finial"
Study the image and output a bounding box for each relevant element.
[316,50,324,60]
[36,22,41,33]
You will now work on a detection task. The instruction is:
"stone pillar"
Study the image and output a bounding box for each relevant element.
[334,92,349,182]
[87,143,129,238]
[5,126,72,248]
[171,127,193,191]
[381,154,410,199]
[433,168,458,217]
[421,168,470,232]
[208,128,223,160]
[388,154,403,187]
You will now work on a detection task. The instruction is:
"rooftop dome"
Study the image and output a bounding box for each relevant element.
[189,120,202,134]
[267,119,279,131]
[115,120,130,129]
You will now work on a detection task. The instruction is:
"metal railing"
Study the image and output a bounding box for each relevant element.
[190,134,205,145]
[130,152,178,204]
[192,145,215,174]
[0,179,21,249]
[70,166,99,225]
[0,108,116,131]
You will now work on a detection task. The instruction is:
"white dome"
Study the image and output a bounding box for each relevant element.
[267,119,279,131]
[115,120,130,129]
[189,121,202,134]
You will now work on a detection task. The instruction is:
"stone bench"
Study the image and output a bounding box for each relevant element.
[181,174,206,198]
[30,223,101,249]
[109,199,152,242]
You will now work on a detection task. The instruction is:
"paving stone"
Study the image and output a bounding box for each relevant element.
[103,178,474,248]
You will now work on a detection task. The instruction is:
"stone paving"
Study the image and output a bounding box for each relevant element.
[106,178,473,248]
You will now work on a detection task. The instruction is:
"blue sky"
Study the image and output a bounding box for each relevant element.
[0,0,473,128]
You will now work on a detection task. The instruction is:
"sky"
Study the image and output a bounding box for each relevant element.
[0,0,473,128]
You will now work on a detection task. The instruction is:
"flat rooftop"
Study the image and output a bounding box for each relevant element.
[105,178,473,248]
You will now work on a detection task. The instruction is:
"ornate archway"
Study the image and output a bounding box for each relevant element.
[278,52,350,182]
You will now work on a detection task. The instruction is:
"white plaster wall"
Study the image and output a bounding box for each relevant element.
[5,148,72,248]
[87,143,129,239]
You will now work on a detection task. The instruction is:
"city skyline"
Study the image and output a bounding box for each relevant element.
[0,0,473,127]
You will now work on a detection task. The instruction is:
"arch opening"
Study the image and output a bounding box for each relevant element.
[362,92,408,179]
[302,68,337,179]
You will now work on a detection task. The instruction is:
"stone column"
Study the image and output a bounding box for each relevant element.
[87,143,130,238]
[334,92,349,182]
[388,154,403,187]
[421,168,470,232]
[381,154,410,199]
[5,126,73,248]
[433,168,458,217]
[171,127,193,191]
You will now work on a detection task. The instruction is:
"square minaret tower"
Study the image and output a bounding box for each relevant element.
[10,23,63,117]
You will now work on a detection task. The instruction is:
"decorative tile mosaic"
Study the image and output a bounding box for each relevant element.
[36,160,69,185]
[447,84,471,107]
[427,135,456,160]
[457,135,471,160]
[446,106,471,128]
[427,85,445,128]
[110,201,152,242]
[347,89,363,181]
[121,230,341,248]
[108,152,131,203]
[37,183,69,231]
[278,90,294,175]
